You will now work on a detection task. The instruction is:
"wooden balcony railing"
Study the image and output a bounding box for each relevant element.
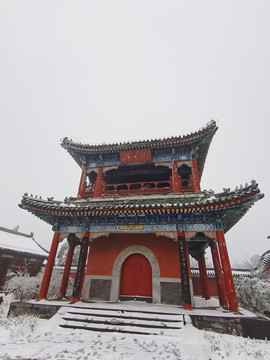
[181,179,194,193]
[83,178,195,197]
[103,180,172,196]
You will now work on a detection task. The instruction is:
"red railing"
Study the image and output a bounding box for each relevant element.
[83,179,195,197]
[181,180,193,193]
[103,180,172,196]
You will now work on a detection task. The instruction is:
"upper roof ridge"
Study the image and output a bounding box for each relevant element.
[61,120,217,151]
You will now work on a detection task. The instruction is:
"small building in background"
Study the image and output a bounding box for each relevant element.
[191,268,251,297]
[0,226,48,289]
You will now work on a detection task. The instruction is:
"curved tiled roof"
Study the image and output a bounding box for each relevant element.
[0,226,48,258]
[191,268,251,277]
[19,181,263,234]
[61,120,218,178]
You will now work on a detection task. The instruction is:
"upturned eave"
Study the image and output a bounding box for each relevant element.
[19,181,263,233]
[61,120,218,179]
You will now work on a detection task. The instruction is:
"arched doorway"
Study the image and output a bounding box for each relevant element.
[120,253,152,301]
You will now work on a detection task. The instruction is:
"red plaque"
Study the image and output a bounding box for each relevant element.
[120,149,151,164]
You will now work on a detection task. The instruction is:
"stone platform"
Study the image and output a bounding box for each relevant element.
[8,298,270,340]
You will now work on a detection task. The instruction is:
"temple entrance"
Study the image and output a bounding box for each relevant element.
[120,253,152,302]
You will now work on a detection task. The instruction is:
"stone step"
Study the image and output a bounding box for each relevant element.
[64,309,182,323]
[62,315,182,329]
[60,321,182,336]
[58,305,184,336]
[64,304,182,317]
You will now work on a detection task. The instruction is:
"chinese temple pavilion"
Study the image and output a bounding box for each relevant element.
[19,120,263,312]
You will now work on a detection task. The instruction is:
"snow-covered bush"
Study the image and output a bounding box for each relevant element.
[3,268,40,301]
[3,267,64,301]
[204,331,268,359]
[234,277,270,315]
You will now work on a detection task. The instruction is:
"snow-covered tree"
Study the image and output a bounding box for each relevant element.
[56,241,68,266]
[56,241,80,266]
[232,254,260,270]
[46,269,66,298]
[3,267,40,301]
[3,267,65,301]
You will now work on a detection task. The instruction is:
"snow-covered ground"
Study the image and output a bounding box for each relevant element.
[1,295,270,359]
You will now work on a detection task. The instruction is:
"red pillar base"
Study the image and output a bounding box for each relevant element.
[70,297,80,304]
[183,304,193,310]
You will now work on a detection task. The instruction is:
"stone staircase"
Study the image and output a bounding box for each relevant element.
[58,304,184,336]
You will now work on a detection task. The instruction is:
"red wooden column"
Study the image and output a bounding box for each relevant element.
[71,233,90,303]
[93,167,103,197]
[198,252,210,300]
[77,168,87,197]
[38,232,60,300]
[209,240,228,308]
[172,162,182,193]
[191,158,201,192]
[58,237,76,300]
[0,258,10,288]
[178,233,192,310]
[216,230,239,313]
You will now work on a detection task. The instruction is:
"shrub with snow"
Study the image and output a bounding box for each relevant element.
[3,267,64,301]
[234,277,270,316]
[3,267,40,301]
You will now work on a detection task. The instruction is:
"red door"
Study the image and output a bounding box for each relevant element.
[120,254,152,298]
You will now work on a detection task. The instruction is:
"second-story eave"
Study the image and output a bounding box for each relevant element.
[19,181,263,234]
[61,120,218,179]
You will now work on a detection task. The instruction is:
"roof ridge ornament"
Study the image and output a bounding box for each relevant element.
[223,188,231,194]
[206,119,216,128]
[202,189,215,197]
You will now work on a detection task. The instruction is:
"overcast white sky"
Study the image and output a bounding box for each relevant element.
[0,1,269,264]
